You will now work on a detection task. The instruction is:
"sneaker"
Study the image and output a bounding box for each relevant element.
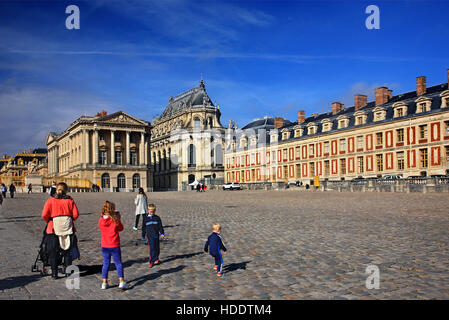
[101,282,108,290]
[133,227,138,231]
[154,259,160,265]
[149,262,154,268]
[217,272,223,277]
[213,266,218,271]
[119,281,129,290]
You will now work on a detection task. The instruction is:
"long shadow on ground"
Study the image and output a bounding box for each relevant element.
[223,261,251,274]
[128,265,186,289]
[0,274,42,290]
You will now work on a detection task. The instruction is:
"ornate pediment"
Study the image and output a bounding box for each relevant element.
[99,112,148,127]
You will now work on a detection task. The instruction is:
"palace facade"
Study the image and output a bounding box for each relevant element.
[150,79,225,191]
[224,70,449,185]
[46,111,152,191]
[0,149,47,188]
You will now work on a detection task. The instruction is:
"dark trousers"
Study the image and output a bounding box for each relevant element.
[212,253,223,273]
[2,191,7,198]
[49,248,72,276]
[134,214,146,238]
[10,192,14,198]
[147,236,160,263]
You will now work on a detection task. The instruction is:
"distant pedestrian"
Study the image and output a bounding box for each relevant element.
[204,223,227,277]
[133,187,148,240]
[0,191,3,207]
[98,201,128,290]
[28,183,32,194]
[201,184,204,192]
[143,203,165,268]
[1,184,6,198]
[9,183,16,198]
[49,182,57,197]
[196,184,201,192]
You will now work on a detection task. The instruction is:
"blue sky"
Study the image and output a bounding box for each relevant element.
[1,0,449,155]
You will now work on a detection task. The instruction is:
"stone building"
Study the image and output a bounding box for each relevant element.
[224,70,449,185]
[150,79,225,191]
[46,111,152,191]
[0,149,47,189]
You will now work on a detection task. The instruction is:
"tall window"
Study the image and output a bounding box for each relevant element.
[445,121,449,136]
[100,151,107,164]
[376,132,383,146]
[324,142,330,154]
[132,174,140,189]
[283,149,288,160]
[115,132,121,142]
[420,148,428,168]
[130,152,137,165]
[115,151,122,165]
[357,136,363,150]
[193,117,201,129]
[117,173,126,189]
[340,139,346,152]
[357,156,364,174]
[295,146,301,159]
[296,164,301,179]
[283,166,288,179]
[324,160,330,176]
[419,125,428,139]
[340,158,346,175]
[397,128,404,143]
[310,162,315,176]
[188,144,196,167]
[309,144,315,156]
[397,152,405,170]
[445,146,449,163]
[376,154,383,172]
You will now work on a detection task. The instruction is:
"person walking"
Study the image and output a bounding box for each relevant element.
[143,203,165,268]
[28,183,32,194]
[99,201,129,290]
[204,223,227,277]
[41,182,79,279]
[9,183,16,198]
[1,184,7,198]
[133,187,148,240]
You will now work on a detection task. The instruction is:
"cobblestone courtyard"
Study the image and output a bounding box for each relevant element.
[0,189,448,300]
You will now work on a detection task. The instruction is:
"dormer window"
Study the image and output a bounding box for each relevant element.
[307,123,317,135]
[321,119,332,132]
[282,131,290,140]
[337,116,349,129]
[250,137,257,146]
[373,106,386,122]
[240,137,248,148]
[393,102,408,118]
[415,96,432,113]
[270,134,278,143]
[294,127,304,137]
[354,111,367,125]
[440,90,449,108]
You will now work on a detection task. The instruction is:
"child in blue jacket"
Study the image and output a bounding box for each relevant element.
[204,223,227,277]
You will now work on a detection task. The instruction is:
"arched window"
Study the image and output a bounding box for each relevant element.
[193,117,201,129]
[215,144,223,166]
[117,173,126,189]
[101,173,110,189]
[132,174,140,189]
[188,144,196,167]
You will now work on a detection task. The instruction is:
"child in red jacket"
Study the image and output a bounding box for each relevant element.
[98,201,128,290]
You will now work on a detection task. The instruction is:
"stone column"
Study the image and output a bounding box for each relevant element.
[55,146,59,174]
[126,131,130,165]
[94,130,99,164]
[111,130,115,164]
[145,136,149,166]
[84,129,90,165]
[140,132,145,165]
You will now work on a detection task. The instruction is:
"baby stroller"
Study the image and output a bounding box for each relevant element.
[31,224,80,276]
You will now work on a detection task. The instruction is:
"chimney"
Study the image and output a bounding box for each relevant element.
[298,110,305,123]
[375,87,390,105]
[416,76,426,95]
[354,94,367,110]
[274,117,285,129]
[332,102,344,115]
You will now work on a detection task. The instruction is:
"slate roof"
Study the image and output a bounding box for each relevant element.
[158,80,215,120]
